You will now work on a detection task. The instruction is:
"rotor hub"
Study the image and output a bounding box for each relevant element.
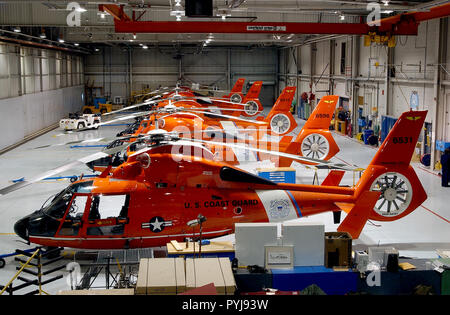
[383,187,397,201]
[310,143,320,152]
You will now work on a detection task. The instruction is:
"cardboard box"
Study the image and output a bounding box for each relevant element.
[218,257,236,295]
[185,257,236,295]
[175,257,186,293]
[282,222,325,267]
[136,258,186,295]
[324,231,352,268]
[147,258,177,295]
[135,258,149,295]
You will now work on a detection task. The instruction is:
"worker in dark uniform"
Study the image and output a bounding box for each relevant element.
[441,148,450,187]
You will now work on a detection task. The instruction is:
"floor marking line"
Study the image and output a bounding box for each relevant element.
[416,165,441,178]
[420,205,450,224]
[333,156,352,166]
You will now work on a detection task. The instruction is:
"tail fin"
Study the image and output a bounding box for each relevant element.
[282,95,339,162]
[336,110,428,238]
[303,95,339,130]
[243,81,263,100]
[239,81,264,117]
[231,78,245,93]
[264,86,297,135]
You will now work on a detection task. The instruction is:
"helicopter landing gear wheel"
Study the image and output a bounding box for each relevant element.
[369,172,413,218]
[300,133,330,160]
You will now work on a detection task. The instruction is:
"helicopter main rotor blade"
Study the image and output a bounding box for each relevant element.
[102,98,160,116]
[185,109,266,125]
[0,144,128,196]
[177,137,360,171]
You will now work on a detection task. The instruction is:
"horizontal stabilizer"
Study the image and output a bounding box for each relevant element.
[337,191,380,239]
[321,170,345,186]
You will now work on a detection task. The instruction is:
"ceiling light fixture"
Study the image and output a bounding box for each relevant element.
[76,7,87,12]
[74,43,79,46]
[13,26,21,33]
[383,0,390,6]
[340,14,345,21]
[142,45,148,49]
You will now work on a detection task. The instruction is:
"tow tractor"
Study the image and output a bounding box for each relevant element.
[59,113,101,130]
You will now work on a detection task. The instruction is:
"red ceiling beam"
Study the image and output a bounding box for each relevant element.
[102,2,450,36]
[114,20,418,36]
[98,4,131,22]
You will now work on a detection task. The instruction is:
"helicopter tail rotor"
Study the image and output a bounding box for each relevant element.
[336,110,428,238]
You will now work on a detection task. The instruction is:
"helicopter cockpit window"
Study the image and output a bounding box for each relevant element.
[87,194,130,236]
[43,181,94,219]
[58,195,88,236]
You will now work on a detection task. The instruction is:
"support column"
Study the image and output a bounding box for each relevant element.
[329,39,335,95]
[382,46,394,117]
[351,36,360,136]
[431,17,448,170]
[227,48,231,91]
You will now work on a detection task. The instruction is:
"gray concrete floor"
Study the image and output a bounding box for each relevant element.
[0,111,449,294]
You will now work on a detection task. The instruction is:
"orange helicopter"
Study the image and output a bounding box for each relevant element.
[39,90,340,171]
[10,110,427,249]
[132,86,297,139]
[161,77,246,101]
[156,80,264,118]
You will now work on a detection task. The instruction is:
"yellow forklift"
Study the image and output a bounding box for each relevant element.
[82,80,113,114]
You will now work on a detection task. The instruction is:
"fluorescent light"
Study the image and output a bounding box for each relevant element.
[13,26,21,33]
[222,15,226,20]
[382,10,393,14]
[76,7,87,12]
[40,33,46,39]
[176,15,181,21]
[58,38,65,43]
[142,45,148,49]
[74,43,79,46]
[383,0,389,6]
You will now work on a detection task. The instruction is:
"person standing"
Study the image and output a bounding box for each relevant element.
[441,148,450,187]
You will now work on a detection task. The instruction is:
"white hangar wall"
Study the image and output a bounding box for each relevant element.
[83,46,279,107]
[0,42,84,151]
[279,17,449,169]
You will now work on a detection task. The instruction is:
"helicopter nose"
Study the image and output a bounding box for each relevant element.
[14,217,29,241]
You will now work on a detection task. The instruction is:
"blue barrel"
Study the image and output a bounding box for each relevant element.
[363,129,374,145]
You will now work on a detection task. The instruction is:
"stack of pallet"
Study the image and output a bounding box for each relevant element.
[135,257,236,295]
[185,257,236,295]
[135,257,186,295]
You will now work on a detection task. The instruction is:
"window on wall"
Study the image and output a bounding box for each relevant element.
[340,42,346,75]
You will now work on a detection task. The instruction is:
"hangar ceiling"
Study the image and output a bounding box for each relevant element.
[0,0,447,51]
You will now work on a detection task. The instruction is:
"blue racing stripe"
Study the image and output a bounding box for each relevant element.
[287,190,302,217]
